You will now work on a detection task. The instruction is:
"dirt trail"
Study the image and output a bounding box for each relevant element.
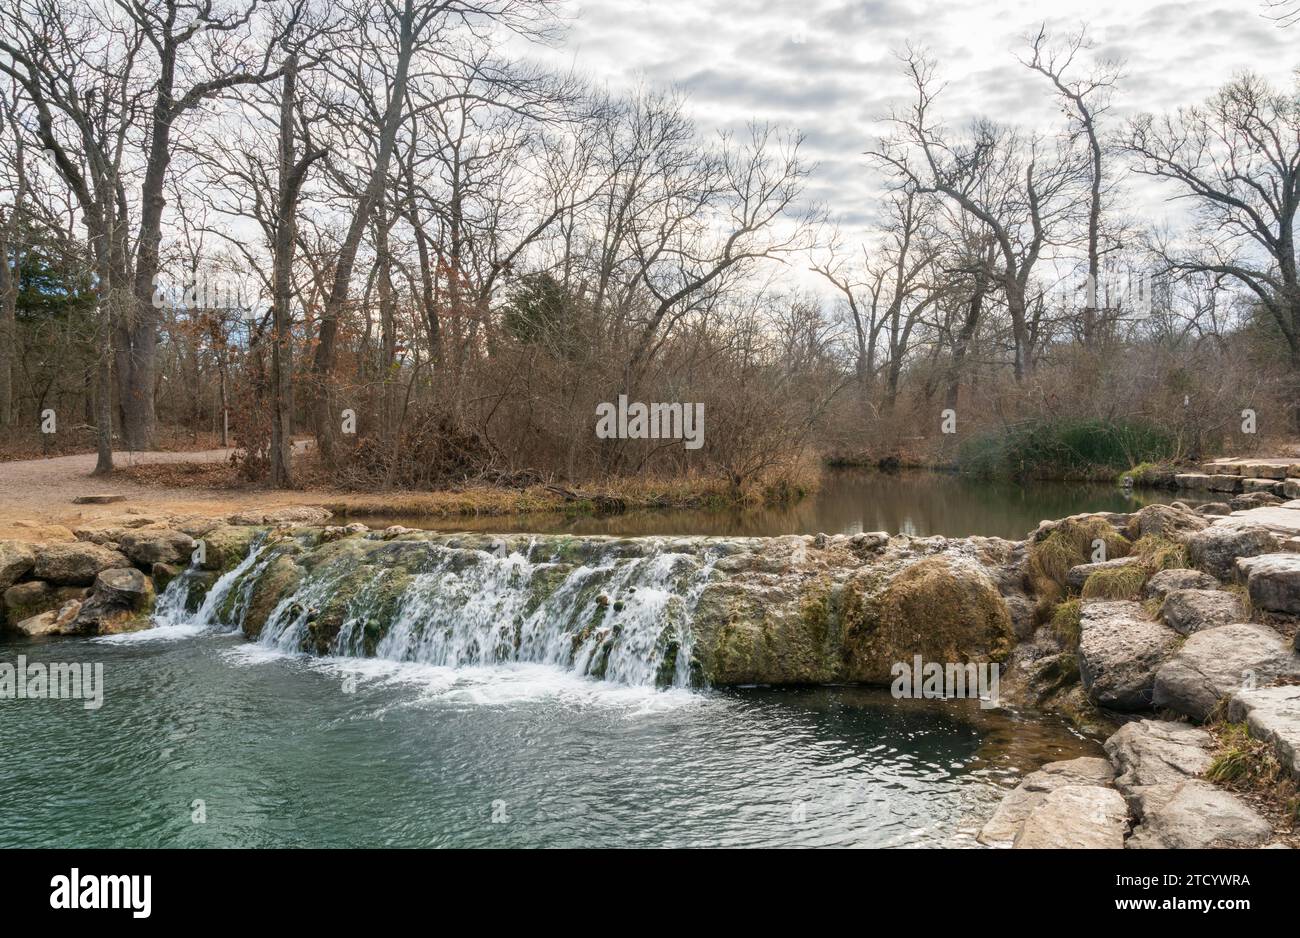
[0,447,332,541]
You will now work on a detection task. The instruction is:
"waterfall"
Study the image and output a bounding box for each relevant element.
[153,533,270,629]
[244,537,718,688]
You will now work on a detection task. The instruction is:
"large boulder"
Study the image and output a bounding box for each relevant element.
[32,542,131,586]
[978,757,1116,847]
[3,580,86,629]
[73,567,155,634]
[1077,600,1180,711]
[1105,719,1215,811]
[1186,523,1278,580]
[0,540,36,591]
[1142,567,1218,601]
[1127,503,1207,541]
[1235,553,1300,614]
[1159,588,1245,635]
[838,553,1014,685]
[1098,718,1267,847]
[1012,785,1128,849]
[117,528,195,567]
[1152,623,1300,721]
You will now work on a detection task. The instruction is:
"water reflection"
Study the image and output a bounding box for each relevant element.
[346,469,1214,540]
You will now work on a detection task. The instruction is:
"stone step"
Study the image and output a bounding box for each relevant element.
[1227,685,1300,779]
[1203,457,1300,479]
[1227,505,1300,538]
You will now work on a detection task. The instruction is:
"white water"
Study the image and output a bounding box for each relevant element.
[244,538,718,688]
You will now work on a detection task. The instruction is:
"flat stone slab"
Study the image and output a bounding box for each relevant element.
[1227,684,1300,778]
[1152,623,1300,722]
[1143,568,1217,601]
[1066,557,1140,591]
[1204,458,1300,476]
[1012,785,1128,849]
[71,494,127,504]
[1176,473,1242,493]
[1236,552,1300,614]
[1125,779,1273,848]
[977,757,1116,847]
[1228,506,1300,538]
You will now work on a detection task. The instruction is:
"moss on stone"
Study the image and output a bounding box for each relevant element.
[843,555,1014,683]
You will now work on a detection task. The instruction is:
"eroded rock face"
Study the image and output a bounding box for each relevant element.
[32,542,131,586]
[1142,568,1218,601]
[1236,553,1300,615]
[1152,623,1300,722]
[13,600,83,637]
[2,580,86,629]
[1186,523,1278,580]
[1077,601,1179,711]
[1159,588,1245,635]
[187,528,1022,688]
[0,540,36,592]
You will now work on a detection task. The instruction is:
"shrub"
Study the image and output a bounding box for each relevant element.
[958,418,1177,480]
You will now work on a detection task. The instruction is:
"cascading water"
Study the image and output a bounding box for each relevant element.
[241,536,718,688]
[152,533,270,629]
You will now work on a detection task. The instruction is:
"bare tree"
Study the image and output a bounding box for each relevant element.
[1023,24,1123,348]
[870,49,1080,382]
[1124,72,1300,428]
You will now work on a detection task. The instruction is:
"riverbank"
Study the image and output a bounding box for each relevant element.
[0,446,818,543]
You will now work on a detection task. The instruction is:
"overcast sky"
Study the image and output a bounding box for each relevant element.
[517,0,1297,287]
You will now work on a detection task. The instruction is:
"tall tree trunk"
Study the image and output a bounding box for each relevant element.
[311,5,416,465]
[0,219,15,428]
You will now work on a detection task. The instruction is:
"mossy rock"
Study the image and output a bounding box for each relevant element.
[842,555,1014,683]
[197,525,260,572]
[241,554,304,640]
[691,577,844,684]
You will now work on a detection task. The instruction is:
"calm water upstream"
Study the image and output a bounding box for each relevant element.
[344,468,1212,540]
[1,470,1138,848]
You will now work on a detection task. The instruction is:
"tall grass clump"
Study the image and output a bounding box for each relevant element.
[1028,516,1131,606]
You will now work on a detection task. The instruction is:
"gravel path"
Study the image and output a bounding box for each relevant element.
[0,446,325,539]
